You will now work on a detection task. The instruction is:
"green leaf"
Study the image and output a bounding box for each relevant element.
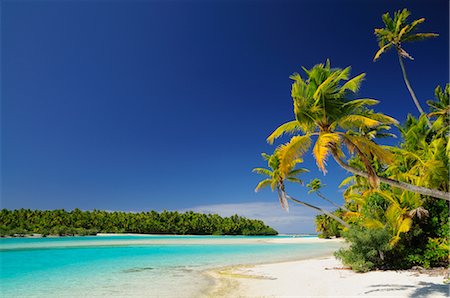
[255,179,272,192]
[267,120,302,144]
[373,43,393,61]
[340,73,366,93]
[252,168,273,177]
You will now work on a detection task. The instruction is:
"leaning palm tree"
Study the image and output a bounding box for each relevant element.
[253,152,309,211]
[307,178,350,212]
[253,151,350,228]
[373,9,438,125]
[267,60,449,201]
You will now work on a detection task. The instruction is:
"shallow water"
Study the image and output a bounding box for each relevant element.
[0,235,341,297]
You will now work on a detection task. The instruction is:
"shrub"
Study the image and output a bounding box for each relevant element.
[335,227,391,272]
[406,237,449,268]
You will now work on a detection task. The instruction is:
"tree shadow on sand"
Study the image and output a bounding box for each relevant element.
[363,281,448,297]
[409,281,448,297]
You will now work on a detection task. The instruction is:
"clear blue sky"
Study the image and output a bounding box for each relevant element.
[1,0,448,233]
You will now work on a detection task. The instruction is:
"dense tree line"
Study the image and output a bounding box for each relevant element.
[0,209,278,237]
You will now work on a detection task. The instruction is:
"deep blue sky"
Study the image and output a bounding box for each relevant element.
[1,0,448,232]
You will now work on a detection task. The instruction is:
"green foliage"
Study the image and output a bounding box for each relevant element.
[336,84,449,270]
[266,60,397,187]
[0,209,278,237]
[407,238,449,268]
[373,8,438,61]
[335,227,391,272]
[315,209,345,238]
[253,152,308,211]
[258,8,448,273]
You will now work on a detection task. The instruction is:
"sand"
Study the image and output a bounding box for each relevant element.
[206,256,449,297]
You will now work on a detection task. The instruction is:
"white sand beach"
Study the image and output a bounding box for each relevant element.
[207,253,448,297]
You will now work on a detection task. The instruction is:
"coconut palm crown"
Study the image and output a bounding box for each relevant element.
[373,9,438,122]
[373,9,438,61]
[253,152,309,211]
[268,60,397,188]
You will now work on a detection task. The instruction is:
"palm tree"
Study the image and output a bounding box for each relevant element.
[267,60,449,201]
[253,152,350,228]
[307,178,350,212]
[253,152,309,211]
[373,9,438,126]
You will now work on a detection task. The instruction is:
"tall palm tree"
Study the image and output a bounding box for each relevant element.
[267,60,449,201]
[373,9,438,126]
[253,152,350,228]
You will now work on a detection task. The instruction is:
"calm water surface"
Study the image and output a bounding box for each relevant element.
[0,235,341,297]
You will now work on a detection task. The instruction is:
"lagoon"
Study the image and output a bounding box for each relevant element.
[0,235,341,297]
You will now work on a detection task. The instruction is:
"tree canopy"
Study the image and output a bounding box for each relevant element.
[0,209,278,237]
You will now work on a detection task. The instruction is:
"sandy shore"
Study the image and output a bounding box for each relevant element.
[206,256,449,297]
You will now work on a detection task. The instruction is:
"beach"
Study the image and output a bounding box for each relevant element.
[207,253,449,297]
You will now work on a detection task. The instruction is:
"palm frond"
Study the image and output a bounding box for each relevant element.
[367,113,399,125]
[288,168,309,176]
[339,73,366,94]
[252,168,273,177]
[277,135,312,177]
[339,176,355,188]
[364,218,384,229]
[313,71,339,100]
[407,18,425,32]
[338,115,381,130]
[261,153,271,161]
[286,177,303,184]
[267,120,302,144]
[254,179,272,192]
[397,217,412,234]
[344,134,394,164]
[373,43,393,61]
[403,32,438,42]
[313,132,341,173]
[342,98,380,109]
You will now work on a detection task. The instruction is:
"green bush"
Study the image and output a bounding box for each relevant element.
[406,237,449,268]
[335,227,391,272]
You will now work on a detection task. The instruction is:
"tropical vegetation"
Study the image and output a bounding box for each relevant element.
[374,8,438,125]
[253,152,349,228]
[253,8,449,272]
[0,209,278,237]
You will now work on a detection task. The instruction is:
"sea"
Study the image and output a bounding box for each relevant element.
[0,235,342,297]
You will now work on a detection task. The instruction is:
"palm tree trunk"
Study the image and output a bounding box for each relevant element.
[286,195,350,228]
[316,191,350,212]
[330,150,450,201]
[397,53,432,127]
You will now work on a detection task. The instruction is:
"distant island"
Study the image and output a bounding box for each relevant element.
[0,208,278,237]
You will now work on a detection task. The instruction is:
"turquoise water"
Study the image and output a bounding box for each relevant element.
[0,235,341,297]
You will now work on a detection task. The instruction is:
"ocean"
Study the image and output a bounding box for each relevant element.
[0,235,342,297]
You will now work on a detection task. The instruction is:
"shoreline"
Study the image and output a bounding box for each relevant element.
[204,253,448,297]
[1,232,318,239]
[1,234,343,251]
[202,238,344,297]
